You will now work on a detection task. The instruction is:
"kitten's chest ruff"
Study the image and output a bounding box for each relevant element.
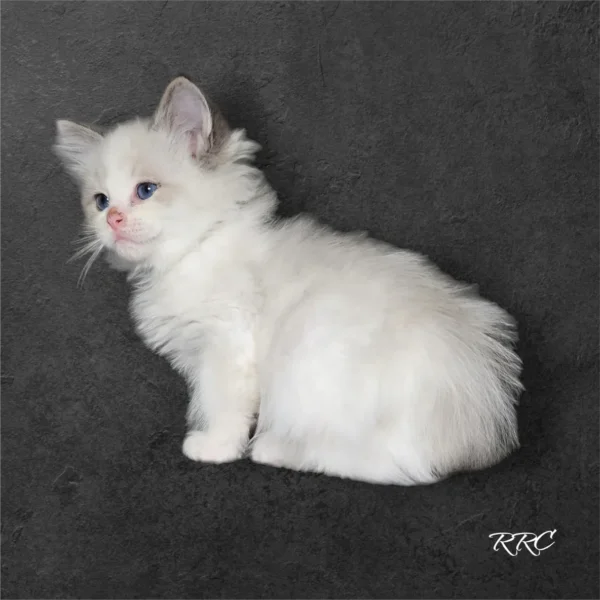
[129,273,216,373]
[129,259,260,374]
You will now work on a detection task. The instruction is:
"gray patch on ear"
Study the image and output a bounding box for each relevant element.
[153,76,231,163]
[54,120,103,181]
[204,98,231,162]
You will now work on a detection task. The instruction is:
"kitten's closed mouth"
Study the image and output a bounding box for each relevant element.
[115,237,142,245]
[113,233,156,245]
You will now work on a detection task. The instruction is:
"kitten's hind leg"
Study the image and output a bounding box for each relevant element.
[250,433,303,470]
[250,431,436,485]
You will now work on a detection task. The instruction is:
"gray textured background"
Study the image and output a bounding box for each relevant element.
[2,2,598,598]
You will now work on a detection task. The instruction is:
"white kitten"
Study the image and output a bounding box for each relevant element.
[54,77,523,485]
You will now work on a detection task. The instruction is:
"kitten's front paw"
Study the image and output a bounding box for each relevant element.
[182,431,245,464]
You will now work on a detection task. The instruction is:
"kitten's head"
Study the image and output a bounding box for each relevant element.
[55,77,267,274]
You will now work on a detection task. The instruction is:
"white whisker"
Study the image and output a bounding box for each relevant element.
[68,239,103,263]
[77,243,104,288]
[68,229,104,286]
[71,235,98,246]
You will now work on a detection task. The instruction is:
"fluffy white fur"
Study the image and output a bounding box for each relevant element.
[54,77,523,485]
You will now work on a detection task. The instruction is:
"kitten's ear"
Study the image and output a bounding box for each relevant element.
[153,77,213,158]
[54,120,102,180]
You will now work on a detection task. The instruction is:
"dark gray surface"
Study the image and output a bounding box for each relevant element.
[2,2,598,598]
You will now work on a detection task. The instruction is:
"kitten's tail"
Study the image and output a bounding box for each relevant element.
[412,296,523,479]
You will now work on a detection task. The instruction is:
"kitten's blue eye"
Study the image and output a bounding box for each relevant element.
[136,182,158,200]
[95,193,109,211]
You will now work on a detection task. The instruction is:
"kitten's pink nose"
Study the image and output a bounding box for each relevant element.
[107,207,126,231]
